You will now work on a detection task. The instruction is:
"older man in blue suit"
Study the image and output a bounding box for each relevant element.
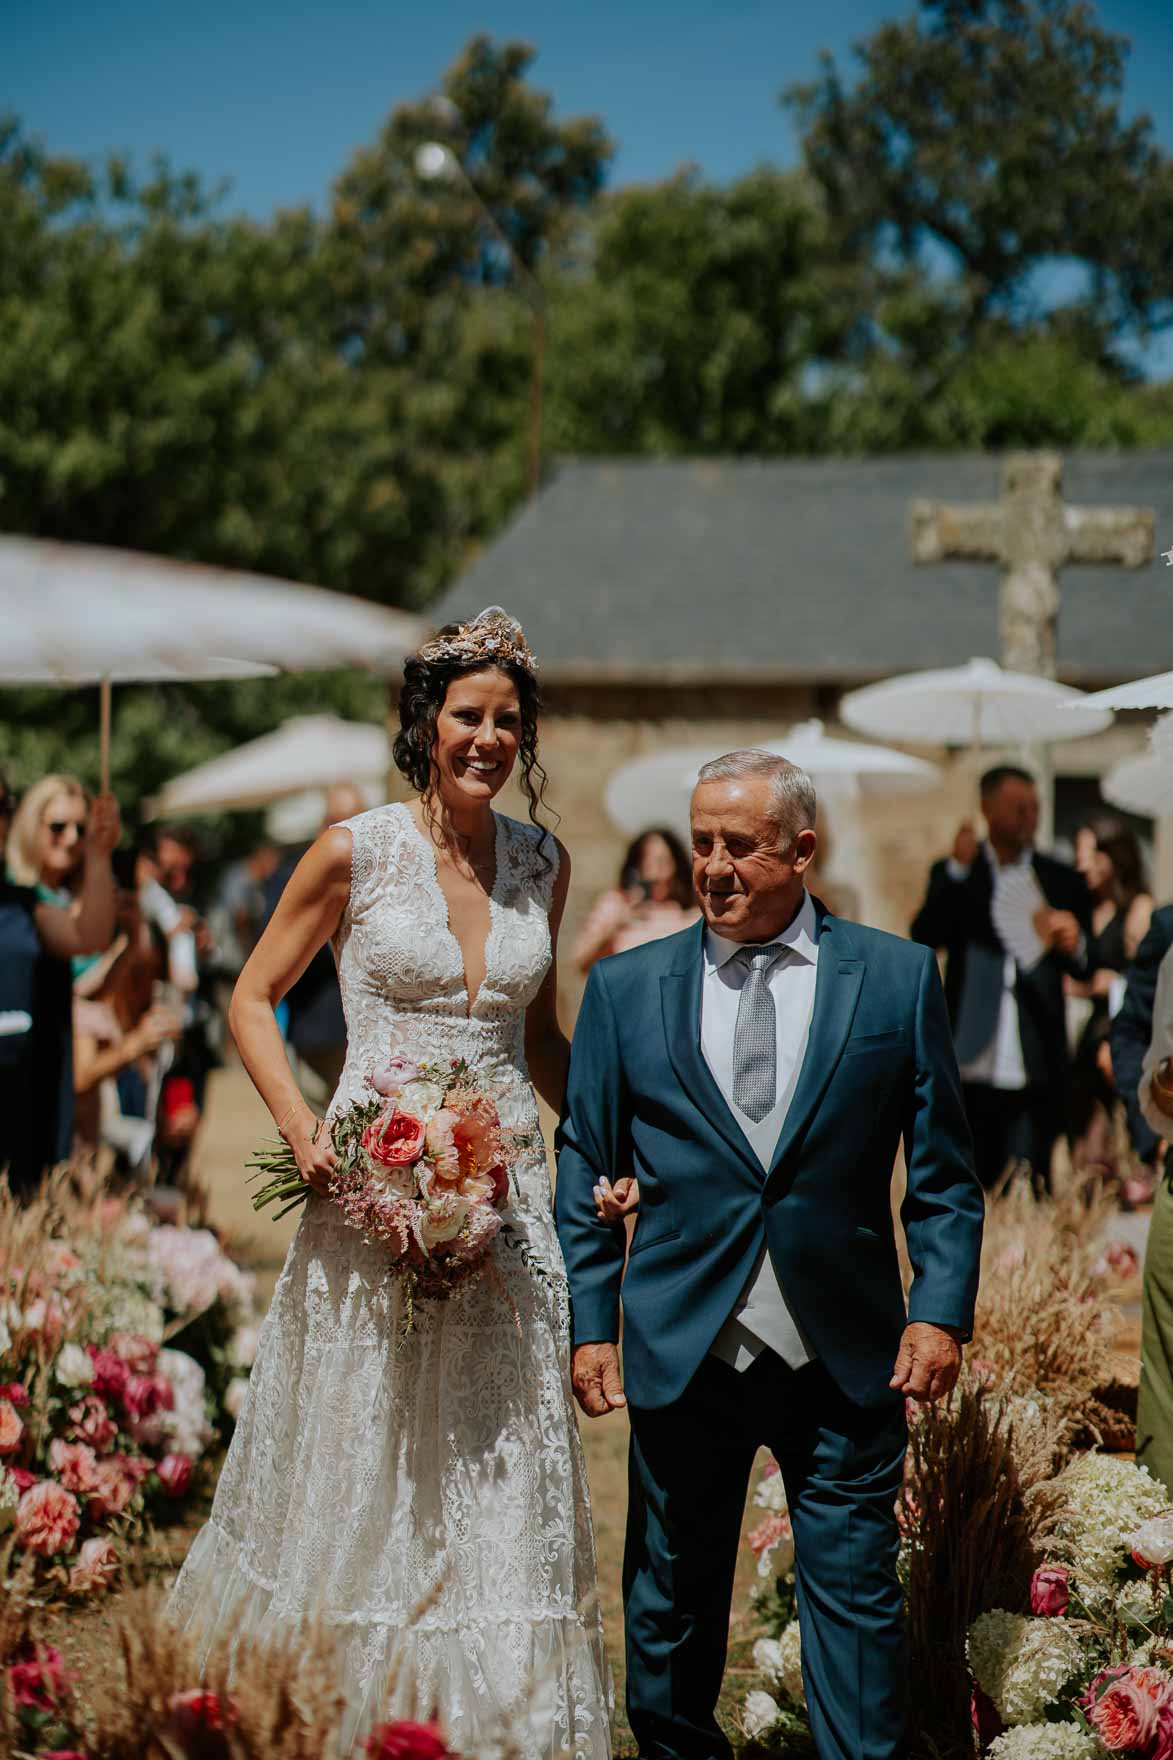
[555,750,984,1760]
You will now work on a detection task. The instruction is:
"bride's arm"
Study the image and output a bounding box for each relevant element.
[228,827,353,1194]
[524,840,573,1113]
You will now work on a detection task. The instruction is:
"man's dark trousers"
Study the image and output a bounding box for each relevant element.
[625,1351,907,1760]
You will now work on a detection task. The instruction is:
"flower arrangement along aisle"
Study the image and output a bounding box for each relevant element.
[0,1175,260,1595]
[250,1047,538,1329]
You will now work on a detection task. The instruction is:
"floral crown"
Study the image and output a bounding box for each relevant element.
[415,606,539,676]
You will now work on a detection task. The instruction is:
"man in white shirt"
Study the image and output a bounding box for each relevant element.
[557,750,983,1760]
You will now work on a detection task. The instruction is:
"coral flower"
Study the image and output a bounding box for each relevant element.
[363,1109,427,1169]
[424,1110,462,1182]
[0,1398,24,1456]
[15,1481,81,1556]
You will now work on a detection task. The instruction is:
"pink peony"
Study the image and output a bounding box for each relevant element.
[7,1642,68,1709]
[48,1440,102,1496]
[363,1109,427,1170]
[452,1095,502,1174]
[424,1110,462,1183]
[15,1480,81,1556]
[1086,1669,1173,1753]
[1030,1564,1071,1617]
[167,1687,236,1737]
[69,1535,119,1595]
[67,1394,118,1453]
[364,1720,456,1760]
[86,1347,129,1402]
[371,1054,423,1098]
[108,1331,158,1373]
[86,1459,136,1521]
[0,1398,24,1456]
[157,1453,193,1498]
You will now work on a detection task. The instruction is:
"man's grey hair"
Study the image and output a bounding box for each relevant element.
[694,750,817,849]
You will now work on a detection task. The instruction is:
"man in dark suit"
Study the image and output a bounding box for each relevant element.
[1111,905,1173,1165]
[556,751,983,1760]
[911,765,1093,1192]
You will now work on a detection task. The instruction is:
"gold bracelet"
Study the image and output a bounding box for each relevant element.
[276,1100,307,1135]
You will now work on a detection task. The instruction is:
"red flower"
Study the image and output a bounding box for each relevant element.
[167,1688,237,1738]
[0,1381,28,1406]
[157,1453,193,1498]
[7,1643,67,1709]
[971,1684,1004,1748]
[121,1372,172,1420]
[364,1720,457,1760]
[1030,1565,1070,1617]
[8,1466,35,1493]
[86,1348,129,1402]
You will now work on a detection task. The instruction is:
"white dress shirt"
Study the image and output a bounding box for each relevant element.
[1141,946,1173,1143]
[702,890,820,1372]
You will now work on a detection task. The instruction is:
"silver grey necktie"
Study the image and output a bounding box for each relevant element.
[732,945,779,1122]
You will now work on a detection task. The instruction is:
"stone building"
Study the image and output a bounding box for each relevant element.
[427,453,1173,1012]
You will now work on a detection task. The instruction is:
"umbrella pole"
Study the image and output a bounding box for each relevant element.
[99,678,112,795]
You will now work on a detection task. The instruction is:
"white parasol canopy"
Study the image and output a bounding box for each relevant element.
[839,657,1113,749]
[1101,718,1173,817]
[1070,670,1173,714]
[149,716,391,819]
[604,721,940,840]
[0,537,422,787]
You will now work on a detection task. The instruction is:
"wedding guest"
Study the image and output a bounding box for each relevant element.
[1109,905,1173,1174]
[574,827,699,973]
[0,775,121,1196]
[7,772,89,902]
[1068,818,1153,1178]
[910,765,1092,1192]
[1133,947,1173,1493]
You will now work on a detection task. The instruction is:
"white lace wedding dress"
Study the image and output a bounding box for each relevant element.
[169,803,612,1757]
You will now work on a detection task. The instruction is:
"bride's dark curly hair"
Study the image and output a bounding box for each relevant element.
[393,633,557,863]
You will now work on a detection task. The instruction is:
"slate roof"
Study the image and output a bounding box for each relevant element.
[429,454,1173,686]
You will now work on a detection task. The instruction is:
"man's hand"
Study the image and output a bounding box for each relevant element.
[889,1322,963,1404]
[572,1343,627,1418]
[1042,910,1081,957]
[952,821,979,868]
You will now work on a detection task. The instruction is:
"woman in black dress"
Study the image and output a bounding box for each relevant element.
[1069,816,1153,1182]
[0,777,121,1197]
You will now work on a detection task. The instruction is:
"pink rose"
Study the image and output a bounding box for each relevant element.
[67,1395,117,1453]
[425,1110,462,1183]
[371,1054,423,1098]
[48,1440,102,1496]
[363,1109,426,1170]
[7,1642,67,1708]
[69,1535,118,1595]
[86,1347,129,1402]
[157,1453,193,1498]
[15,1480,81,1556]
[1153,1701,1173,1760]
[109,1332,158,1373]
[0,1398,24,1456]
[1030,1564,1071,1617]
[86,1459,136,1521]
[364,1720,456,1760]
[1087,1669,1173,1753]
[121,1371,172,1421]
[167,1688,236,1738]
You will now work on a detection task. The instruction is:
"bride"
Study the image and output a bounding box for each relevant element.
[169,609,612,1757]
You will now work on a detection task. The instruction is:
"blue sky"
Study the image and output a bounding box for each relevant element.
[8,0,1173,371]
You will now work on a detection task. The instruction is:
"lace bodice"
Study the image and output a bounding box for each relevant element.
[329,804,558,1183]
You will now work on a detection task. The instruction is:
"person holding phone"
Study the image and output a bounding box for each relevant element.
[574,827,699,973]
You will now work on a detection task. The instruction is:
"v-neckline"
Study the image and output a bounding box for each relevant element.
[398,803,504,1019]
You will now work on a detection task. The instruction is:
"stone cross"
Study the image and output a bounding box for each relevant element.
[910,452,1154,677]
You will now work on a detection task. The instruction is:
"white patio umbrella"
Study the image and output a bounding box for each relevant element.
[1101,717,1173,816]
[840,657,1113,750]
[149,716,392,819]
[604,720,940,841]
[0,537,422,789]
[1070,670,1173,714]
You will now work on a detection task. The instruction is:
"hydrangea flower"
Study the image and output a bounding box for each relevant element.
[986,1723,1100,1759]
[1054,1455,1168,1587]
[743,1689,783,1739]
[968,1611,1084,1725]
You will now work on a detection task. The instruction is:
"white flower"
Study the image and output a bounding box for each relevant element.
[754,1464,789,1514]
[0,1312,10,1357]
[1055,1455,1169,1586]
[54,1342,95,1389]
[1130,1512,1173,1568]
[775,1621,804,1703]
[743,1690,782,1739]
[753,1637,783,1687]
[395,1079,446,1124]
[157,1349,213,1460]
[0,1464,18,1530]
[986,1724,1099,1760]
[968,1611,1083,1725]
[224,1377,249,1422]
[229,1324,260,1369]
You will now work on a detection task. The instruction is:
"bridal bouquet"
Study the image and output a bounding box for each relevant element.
[249,1051,529,1324]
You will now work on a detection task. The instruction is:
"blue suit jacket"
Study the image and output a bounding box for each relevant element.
[554,902,984,1410]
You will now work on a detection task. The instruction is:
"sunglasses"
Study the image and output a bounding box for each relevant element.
[47,820,85,840]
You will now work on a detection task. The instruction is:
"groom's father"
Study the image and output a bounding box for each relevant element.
[555,752,983,1760]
